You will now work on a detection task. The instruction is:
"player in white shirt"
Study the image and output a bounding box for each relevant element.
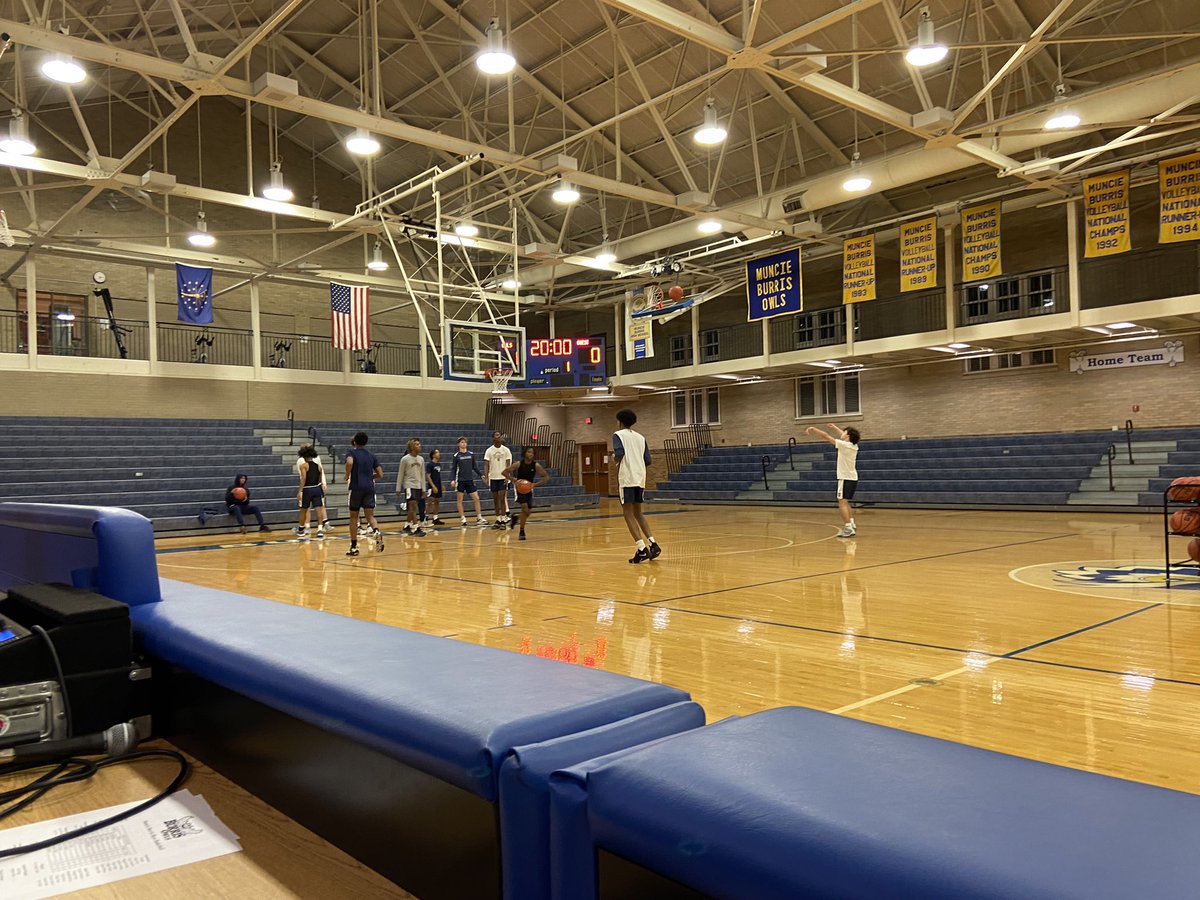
[484,431,513,528]
[613,408,661,564]
[805,423,861,537]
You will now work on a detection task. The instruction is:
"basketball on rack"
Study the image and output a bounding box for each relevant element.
[1189,538,1200,564]
[668,285,685,302]
[1169,508,1200,535]
[516,479,534,494]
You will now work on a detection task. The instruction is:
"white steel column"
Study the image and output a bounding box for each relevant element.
[943,223,957,340]
[690,305,700,367]
[1066,200,1082,327]
[548,310,556,339]
[250,281,262,376]
[146,267,158,369]
[613,302,624,379]
[25,256,36,368]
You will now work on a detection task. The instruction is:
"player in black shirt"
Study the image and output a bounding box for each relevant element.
[502,447,550,540]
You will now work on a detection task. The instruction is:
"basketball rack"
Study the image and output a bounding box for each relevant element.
[485,367,514,394]
[1162,479,1200,587]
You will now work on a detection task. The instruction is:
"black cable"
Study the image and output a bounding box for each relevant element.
[0,749,191,858]
[30,625,73,738]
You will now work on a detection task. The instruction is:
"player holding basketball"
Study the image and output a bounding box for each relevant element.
[451,437,488,526]
[805,423,860,537]
[502,447,550,540]
[293,445,328,538]
[614,409,661,564]
[397,438,428,536]
[485,431,513,529]
[345,431,385,556]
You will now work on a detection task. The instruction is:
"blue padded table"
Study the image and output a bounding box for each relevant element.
[550,707,1200,900]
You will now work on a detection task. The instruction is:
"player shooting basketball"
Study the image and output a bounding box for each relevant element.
[502,447,550,541]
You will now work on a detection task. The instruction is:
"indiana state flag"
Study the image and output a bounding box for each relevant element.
[177,263,213,324]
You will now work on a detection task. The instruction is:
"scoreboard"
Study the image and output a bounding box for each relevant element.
[523,336,607,388]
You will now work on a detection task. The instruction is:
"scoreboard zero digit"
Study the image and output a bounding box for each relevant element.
[524,336,607,388]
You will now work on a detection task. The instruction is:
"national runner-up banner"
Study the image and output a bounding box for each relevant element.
[746,247,802,321]
[1159,152,1200,243]
[842,235,876,304]
[899,217,938,292]
[1083,170,1130,257]
[962,201,1001,281]
[625,291,655,360]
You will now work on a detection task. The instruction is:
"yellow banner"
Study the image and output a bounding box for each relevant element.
[1159,152,1200,243]
[1083,171,1130,258]
[962,201,1001,282]
[842,235,876,304]
[899,217,938,292]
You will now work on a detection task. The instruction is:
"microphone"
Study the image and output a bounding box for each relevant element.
[0,722,139,765]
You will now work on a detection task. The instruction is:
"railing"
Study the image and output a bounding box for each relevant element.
[1124,419,1135,464]
[159,323,253,365]
[261,333,341,372]
[760,455,771,488]
[354,342,421,375]
[4,312,152,360]
[1107,444,1117,491]
[957,267,1068,326]
[287,409,295,446]
[700,321,763,363]
[307,425,337,463]
[787,436,797,470]
[1080,244,1200,309]
[770,306,847,353]
[857,288,945,340]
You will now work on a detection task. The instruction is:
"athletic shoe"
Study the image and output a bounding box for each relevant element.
[375,531,385,552]
[475,517,489,526]
[629,548,650,565]
[292,526,308,537]
[647,541,662,560]
[346,546,360,557]
[836,526,856,538]
[508,518,518,530]
[314,528,326,540]
[259,525,271,532]
[460,517,469,527]
[402,523,415,534]
[431,517,443,526]
[414,528,429,537]
[239,526,247,535]
[519,530,526,541]
[492,521,507,530]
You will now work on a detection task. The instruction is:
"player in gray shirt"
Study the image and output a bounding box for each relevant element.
[396,438,428,536]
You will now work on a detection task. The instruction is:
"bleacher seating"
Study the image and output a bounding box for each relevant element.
[653,427,1200,509]
[0,417,598,531]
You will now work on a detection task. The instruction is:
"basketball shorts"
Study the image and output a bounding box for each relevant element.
[490,478,507,493]
[429,480,442,497]
[405,487,424,501]
[348,489,377,511]
[517,491,534,507]
[621,487,645,505]
[837,479,858,501]
[456,479,476,494]
[300,485,324,509]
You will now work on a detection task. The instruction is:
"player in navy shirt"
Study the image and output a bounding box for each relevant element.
[425,448,444,527]
[344,431,384,556]
[451,437,488,526]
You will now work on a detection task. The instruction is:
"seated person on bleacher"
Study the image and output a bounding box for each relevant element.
[225,473,270,534]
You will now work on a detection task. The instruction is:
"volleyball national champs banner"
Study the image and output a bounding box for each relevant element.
[1159,151,1200,243]
[746,247,802,321]
[842,235,876,303]
[625,290,655,360]
[899,217,938,292]
[961,201,1002,282]
[1083,170,1130,258]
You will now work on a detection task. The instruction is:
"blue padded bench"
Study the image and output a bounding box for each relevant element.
[0,502,699,900]
[550,707,1200,900]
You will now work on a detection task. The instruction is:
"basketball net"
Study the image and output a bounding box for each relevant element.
[0,211,14,248]
[486,367,513,394]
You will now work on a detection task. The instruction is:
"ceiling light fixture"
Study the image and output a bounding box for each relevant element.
[40,53,85,85]
[1044,83,1080,130]
[551,179,580,204]
[842,153,872,193]
[948,342,971,349]
[477,18,516,76]
[454,222,479,238]
[187,211,215,248]
[904,7,948,67]
[345,128,381,156]
[693,98,728,145]
[0,111,36,156]
[367,242,388,271]
[1107,322,1137,329]
[261,161,293,202]
[594,244,617,265]
[697,218,722,234]
[501,275,521,290]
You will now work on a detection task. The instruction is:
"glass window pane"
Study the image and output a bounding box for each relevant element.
[822,376,837,414]
[707,387,720,423]
[798,378,815,417]
[691,390,704,423]
[673,392,686,426]
[843,373,860,413]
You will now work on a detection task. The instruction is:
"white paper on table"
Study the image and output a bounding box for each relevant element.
[0,790,241,900]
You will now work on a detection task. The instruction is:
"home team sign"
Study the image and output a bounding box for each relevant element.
[746,247,802,321]
[1068,340,1185,374]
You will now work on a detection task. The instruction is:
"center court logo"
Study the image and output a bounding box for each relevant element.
[1010,560,1200,603]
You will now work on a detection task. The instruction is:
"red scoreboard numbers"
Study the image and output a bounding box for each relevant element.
[528,338,575,357]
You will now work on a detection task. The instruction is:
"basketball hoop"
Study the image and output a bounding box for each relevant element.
[485,367,513,394]
[0,211,14,248]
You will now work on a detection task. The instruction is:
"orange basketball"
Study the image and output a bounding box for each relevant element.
[1190,538,1200,564]
[516,479,534,494]
[231,486,247,502]
[1169,508,1200,535]
[668,285,684,301]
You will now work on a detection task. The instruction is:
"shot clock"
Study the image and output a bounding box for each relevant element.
[523,336,607,388]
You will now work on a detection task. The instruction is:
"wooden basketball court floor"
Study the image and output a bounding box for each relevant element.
[156,503,1200,794]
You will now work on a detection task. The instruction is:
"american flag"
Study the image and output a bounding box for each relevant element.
[330,282,370,350]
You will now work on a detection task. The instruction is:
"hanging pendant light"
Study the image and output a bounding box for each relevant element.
[187,211,216,248]
[842,153,872,193]
[693,98,728,145]
[345,128,381,156]
[454,222,479,238]
[697,218,722,234]
[594,244,617,265]
[261,161,294,202]
[551,179,580,204]
[0,111,36,156]
[366,242,388,271]
[41,53,86,84]
[905,7,948,67]
[1044,84,1081,130]
[477,18,516,75]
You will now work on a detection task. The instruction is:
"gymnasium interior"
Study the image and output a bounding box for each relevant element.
[2,1,1200,898]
